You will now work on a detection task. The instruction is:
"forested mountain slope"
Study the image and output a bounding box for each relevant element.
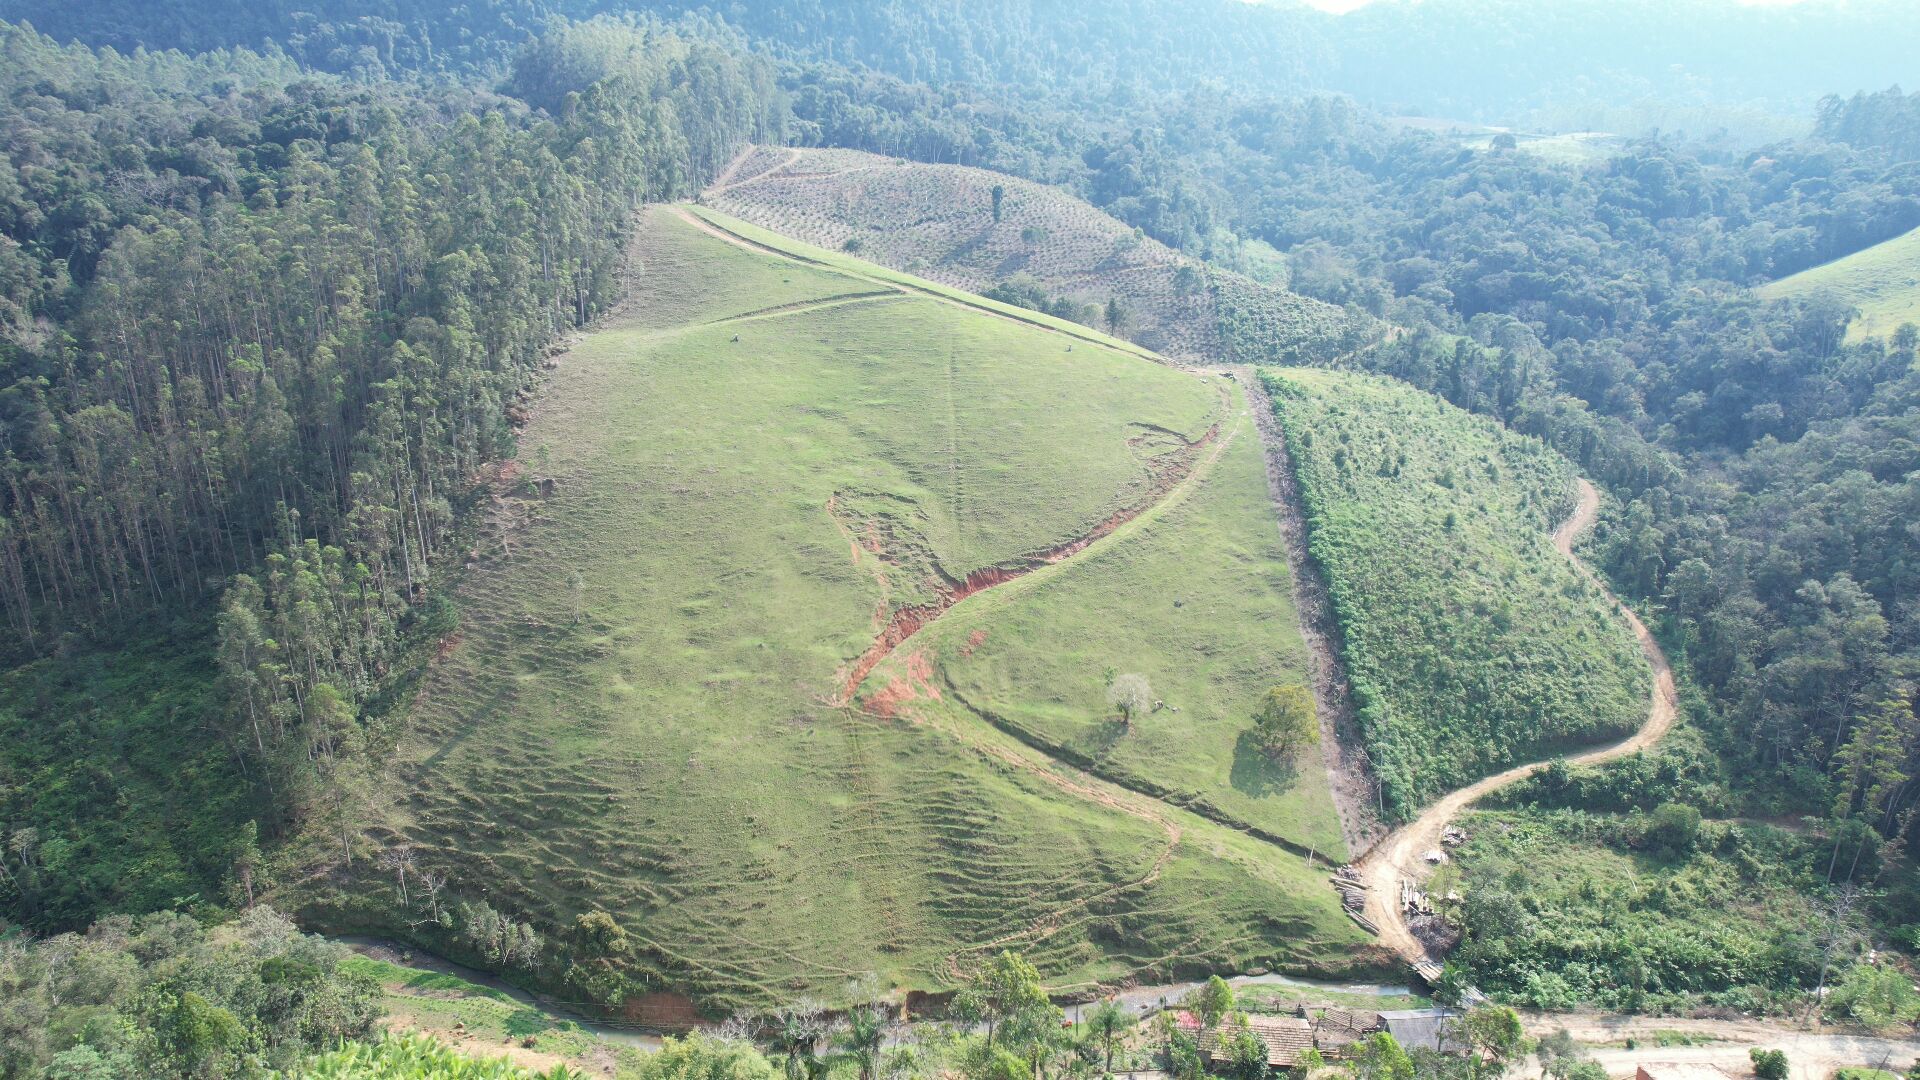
[0,18,782,929]
[6,0,1917,127]
[1,0,1917,1039]
[707,145,1375,364]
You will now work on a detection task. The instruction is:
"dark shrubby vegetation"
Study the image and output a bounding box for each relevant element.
[1265,369,1647,816]
[0,906,381,1079]
[8,0,1918,130]
[1449,809,1835,1012]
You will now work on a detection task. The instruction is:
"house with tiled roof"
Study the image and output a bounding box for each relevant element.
[1195,1015,1317,1070]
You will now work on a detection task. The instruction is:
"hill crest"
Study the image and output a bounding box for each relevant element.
[705,145,1379,365]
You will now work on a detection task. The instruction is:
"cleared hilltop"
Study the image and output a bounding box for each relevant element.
[706,146,1379,366]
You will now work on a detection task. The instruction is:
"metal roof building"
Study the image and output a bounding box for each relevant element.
[1376,1008,1465,1053]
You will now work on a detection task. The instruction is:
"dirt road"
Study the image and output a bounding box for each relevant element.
[1528,1013,1919,1080]
[1356,478,1681,963]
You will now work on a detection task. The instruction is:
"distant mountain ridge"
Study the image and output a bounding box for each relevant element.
[6,0,1917,122]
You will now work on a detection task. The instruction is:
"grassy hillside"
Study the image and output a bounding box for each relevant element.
[1761,225,1920,342]
[298,208,1373,1015]
[706,146,1376,364]
[861,398,1346,857]
[343,947,656,1077]
[1263,369,1648,818]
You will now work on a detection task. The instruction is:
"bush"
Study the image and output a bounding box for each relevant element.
[640,1035,777,1080]
[1826,963,1920,1032]
[1642,802,1702,857]
[1750,1048,1789,1080]
[294,1032,583,1078]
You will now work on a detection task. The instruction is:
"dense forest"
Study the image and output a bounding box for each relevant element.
[3,0,1920,1060]
[5,0,1918,133]
[0,16,780,928]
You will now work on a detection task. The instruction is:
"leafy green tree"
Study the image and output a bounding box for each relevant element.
[1083,1000,1133,1072]
[1221,1015,1267,1080]
[44,1045,137,1080]
[839,1005,888,1080]
[964,1043,1032,1080]
[1456,1006,1527,1080]
[1107,674,1151,727]
[991,185,1007,223]
[1349,1032,1413,1080]
[1642,803,1702,858]
[1535,1028,1587,1080]
[1252,684,1317,760]
[1185,976,1235,1032]
[643,1035,776,1080]
[954,952,1061,1052]
[1832,696,1913,831]
[134,988,252,1080]
[1158,1015,1203,1080]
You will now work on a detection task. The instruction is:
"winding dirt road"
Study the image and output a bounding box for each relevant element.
[1355,478,1681,964]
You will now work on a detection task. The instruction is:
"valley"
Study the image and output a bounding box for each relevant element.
[5,8,1920,1078]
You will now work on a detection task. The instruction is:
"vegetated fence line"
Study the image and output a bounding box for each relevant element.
[1349,477,1681,984]
[1232,367,1385,858]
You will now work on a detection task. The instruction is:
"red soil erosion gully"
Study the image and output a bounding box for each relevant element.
[834,425,1219,705]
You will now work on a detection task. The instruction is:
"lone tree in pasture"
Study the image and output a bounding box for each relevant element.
[1105,296,1130,333]
[1108,673,1151,727]
[991,183,1006,223]
[1253,684,1317,760]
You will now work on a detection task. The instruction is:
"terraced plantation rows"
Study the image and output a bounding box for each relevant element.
[705,146,1377,365]
[305,207,1374,1015]
[1262,369,1650,819]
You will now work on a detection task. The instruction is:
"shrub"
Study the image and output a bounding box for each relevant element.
[1750,1048,1789,1080]
[1826,963,1920,1032]
[1642,802,1702,858]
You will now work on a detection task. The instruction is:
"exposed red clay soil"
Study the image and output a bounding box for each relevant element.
[961,628,989,657]
[835,425,1218,704]
[865,650,944,719]
[621,989,704,1031]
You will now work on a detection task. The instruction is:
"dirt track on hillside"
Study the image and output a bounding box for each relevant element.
[1355,478,1681,964]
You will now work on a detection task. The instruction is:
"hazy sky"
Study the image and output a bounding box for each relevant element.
[1293,0,1814,10]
